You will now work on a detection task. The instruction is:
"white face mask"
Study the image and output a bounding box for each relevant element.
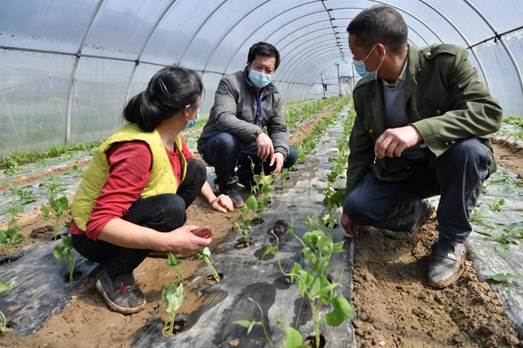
[353,44,385,80]
[186,107,200,128]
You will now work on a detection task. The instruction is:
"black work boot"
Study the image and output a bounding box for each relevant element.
[95,270,146,314]
[427,237,466,288]
[220,183,245,208]
[380,200,434,240]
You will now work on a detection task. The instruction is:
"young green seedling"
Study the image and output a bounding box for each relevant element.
[0,219,23,247]
[234,297,275,348]
[489,198,505,212]
[287,224,354,348]
[193,247,221,282]
[162,281,184,336]
[52,235,76,283]
[235,195,258,246]
[42,176,69,225]
[162,252,184,336]
[485,272,521,285]
[0,278,14,334]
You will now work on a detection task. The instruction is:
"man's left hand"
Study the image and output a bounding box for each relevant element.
[374,125,422,158]
[269,152,285,173]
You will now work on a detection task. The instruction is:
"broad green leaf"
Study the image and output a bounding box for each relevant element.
[332,241,345,253]
[162,282,184,317]
[167,252,182,266]
[53,245,65,261]
[62,235,72,248]
[245,195,258,212]
[0,278,15,294]
[486,273,520,284]
[283,326,305,348]
[324,294,354,326]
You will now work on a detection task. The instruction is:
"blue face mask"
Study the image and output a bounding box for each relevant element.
[248,68,272,88]
[186,108,200,128]
[353,45,384,80]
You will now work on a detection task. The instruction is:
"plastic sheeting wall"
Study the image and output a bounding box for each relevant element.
[1,0,522,157]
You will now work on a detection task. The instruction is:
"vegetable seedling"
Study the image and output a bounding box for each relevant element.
[193,247,221,282]
[52,235,76,283]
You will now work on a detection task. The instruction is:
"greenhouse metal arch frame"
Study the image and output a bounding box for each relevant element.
[1,0,522,156]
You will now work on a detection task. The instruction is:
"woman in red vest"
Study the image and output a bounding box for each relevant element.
[69,66,233,314]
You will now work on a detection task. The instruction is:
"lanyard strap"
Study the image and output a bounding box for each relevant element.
[256,93,264,124]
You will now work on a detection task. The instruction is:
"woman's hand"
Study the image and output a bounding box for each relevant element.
[210,194,234,213]
[162,225,212,256]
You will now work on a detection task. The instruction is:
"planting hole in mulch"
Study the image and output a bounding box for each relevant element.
[304,334,326,348]
[270,219,288,238]
[251,217,264,225]
[63,271,83,283]
[234,237,252,249]
[0,250,24,265]
[29,225,54,240]
[205,272,224,285]
[172,318,187,333]
[273,275,292,290]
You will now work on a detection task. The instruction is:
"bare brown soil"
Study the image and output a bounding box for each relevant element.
[492,140,523,179]
[352,219,521,348]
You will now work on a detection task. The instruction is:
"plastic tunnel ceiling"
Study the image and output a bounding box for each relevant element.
[1,0,523,157]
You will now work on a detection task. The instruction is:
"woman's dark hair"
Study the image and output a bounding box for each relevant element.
[248,42,280,70]
[124,66,203,132]
[347,6,408,53]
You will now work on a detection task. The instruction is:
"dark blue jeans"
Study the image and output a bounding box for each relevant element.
[199,132,298,188]
[343,138,493,242]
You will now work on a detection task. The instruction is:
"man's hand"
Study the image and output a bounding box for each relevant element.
[269,152,285,173]
[341,213,358,238]
[256,132,274,161]
[374,125,422,159]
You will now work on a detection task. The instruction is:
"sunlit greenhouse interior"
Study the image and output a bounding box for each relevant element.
[1,1,522,347]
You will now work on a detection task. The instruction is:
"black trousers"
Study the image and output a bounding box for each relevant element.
[72,159,207,278]
[343,138,493,243]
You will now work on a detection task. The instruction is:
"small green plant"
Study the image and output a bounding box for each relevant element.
[489,199,505,212]
[162,253,184,337]
[287,224,354,348]
[0,219,23,247]
[234,297,275,348]
[193,247,221,282]
[475,223,523,255]
[235,195,258,246]
[42,176,69,233]
[0,278,14,334]
[252,170,273,211]
[9,186,36,205]
[485,273,521,285]
[52,235,76,283]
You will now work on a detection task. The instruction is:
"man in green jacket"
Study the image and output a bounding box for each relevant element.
[341,6,502,288]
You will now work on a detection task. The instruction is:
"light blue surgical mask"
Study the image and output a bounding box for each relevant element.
[248,68,272,88]
[353,45,385,80]
[186,108,200,128]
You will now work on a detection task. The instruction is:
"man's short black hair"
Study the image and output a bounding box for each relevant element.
[347,6,408,52]
[248,42,280,70]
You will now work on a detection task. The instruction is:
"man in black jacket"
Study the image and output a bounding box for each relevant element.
[198,42,297,207]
